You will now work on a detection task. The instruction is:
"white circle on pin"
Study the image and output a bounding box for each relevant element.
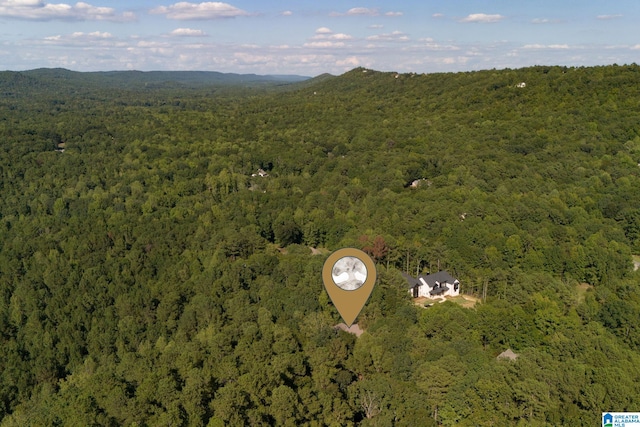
[331,256,367,291]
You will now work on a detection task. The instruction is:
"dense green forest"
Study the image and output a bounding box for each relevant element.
[2,64,640,426]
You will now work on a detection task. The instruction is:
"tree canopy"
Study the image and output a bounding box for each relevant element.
[2,64,640,425]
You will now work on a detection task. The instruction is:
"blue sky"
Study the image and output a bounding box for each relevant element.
[1,1,639,75]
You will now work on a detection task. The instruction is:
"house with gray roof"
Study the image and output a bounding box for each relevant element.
[404,271,460,299]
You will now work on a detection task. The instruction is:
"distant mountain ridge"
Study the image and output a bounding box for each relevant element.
[0,68,311,90]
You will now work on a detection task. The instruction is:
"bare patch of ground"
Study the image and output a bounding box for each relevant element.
[334,323,364,337]
[413,294,478,308]
[576,282,593,304]
[447,294,479,308]
[413,297,437,307]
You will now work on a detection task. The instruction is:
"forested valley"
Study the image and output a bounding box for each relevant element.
[2,65,640,426]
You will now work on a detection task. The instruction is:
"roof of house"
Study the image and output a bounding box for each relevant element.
[417,271,458,287]
[430,285,449,295]
[404,270,459,290]
[402,272,420,289]
[497,348,519,361]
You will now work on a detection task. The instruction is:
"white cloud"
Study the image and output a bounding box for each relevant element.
[419,38,460,51]
[303,41,346,48]
[42,30,120,46]
[311,27,352,42]
[459,13,505,23]
[312,33,352,41]
[367,30,409,42]
[331,7,378,17]
[346,7,377,16]
[150,2,249,20]
[523,44,569,49]
[72,30,112,38]
[432,13,444,18]
[369,24,383,29]
[136,40,170,48]
[336,56,361,67]
[441,57,469,65]
[532,18,564,24]
[170,28,207,37]
[597,14,622,20]
[330,33,351,40]
[331,7,403,18]
[0,1,135,21]
[1,0,43,5]
[281,10,292,16]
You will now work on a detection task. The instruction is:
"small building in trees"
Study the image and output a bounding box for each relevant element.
[497,348,519,361]
[404,271,460,299]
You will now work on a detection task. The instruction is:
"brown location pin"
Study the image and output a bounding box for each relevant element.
[322,248,377,327]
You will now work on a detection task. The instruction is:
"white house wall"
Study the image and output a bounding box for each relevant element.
[410,277,461,299]
[418,278,431,297]
[445,281,460,297]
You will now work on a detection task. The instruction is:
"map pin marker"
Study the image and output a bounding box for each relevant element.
[322,248,377,327]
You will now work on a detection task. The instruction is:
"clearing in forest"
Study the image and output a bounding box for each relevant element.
[414,294,478,308]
